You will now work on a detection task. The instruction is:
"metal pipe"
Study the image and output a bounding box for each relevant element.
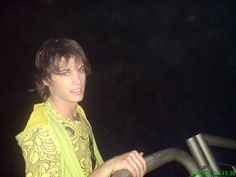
[112,148,202,177]
[196,133,220,173]
[186,137,209,170]
[202,134,236,150]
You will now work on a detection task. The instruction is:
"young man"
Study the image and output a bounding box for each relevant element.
[16,38,146,177]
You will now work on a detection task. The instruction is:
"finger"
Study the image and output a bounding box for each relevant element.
[126,151,144,177]
[139,152,144,156]
[137,151,147,174]
[138,152,147,175]
[126,156,139,177]
[133,151,146,176]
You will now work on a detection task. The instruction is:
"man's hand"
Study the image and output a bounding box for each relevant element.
[90,150,146,177]
[107,150,146,177]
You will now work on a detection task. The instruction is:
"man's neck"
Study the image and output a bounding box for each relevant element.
[49,97,78,119]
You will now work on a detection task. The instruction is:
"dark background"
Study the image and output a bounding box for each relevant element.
[1,0,236,177]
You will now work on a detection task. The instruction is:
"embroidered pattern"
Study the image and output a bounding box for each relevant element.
[45,101,96,176]
[21,102,98,177]
[22,128,61,177]
[60,117,94,176]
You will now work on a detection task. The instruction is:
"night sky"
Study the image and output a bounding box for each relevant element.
[1,0,236,177]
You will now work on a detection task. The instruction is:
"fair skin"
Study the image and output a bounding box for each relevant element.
[44,57,86,119]
[89,151,146,177]
[45,57,147,177]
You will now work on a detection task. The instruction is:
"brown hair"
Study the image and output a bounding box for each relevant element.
[34,38,91,100]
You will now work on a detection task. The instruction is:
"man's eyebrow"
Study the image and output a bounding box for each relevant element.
[58,68,71,72]
[75,65,85,69]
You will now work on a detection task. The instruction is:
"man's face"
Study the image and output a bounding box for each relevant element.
[47,57,86,105]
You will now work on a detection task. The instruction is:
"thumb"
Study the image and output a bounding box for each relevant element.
[139,152,144,156]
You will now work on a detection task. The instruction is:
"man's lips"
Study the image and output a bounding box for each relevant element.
[70,88,83,95]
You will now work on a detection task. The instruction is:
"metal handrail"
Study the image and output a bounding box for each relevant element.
[187,133,236,177]
[195,134,220,172]
[202,133,236,150]
[186,137,209,170]
[112,148,202,177]
[112,134,236,177]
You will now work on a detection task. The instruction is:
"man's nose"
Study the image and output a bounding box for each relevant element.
[72,72,82,84]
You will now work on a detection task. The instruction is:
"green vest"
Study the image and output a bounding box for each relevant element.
[16,103,103,177]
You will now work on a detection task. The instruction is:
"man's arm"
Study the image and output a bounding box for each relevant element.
[89,150,146,177]
[21,127,61,177]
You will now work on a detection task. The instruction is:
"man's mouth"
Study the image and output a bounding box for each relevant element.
[71,88,83,95]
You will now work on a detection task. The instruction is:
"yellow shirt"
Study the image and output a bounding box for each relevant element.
[16,102,103,177]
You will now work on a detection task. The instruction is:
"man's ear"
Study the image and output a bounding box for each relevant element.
[43,78,51,87]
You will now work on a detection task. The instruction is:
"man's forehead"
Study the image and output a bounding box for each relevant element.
[58,56,83,68]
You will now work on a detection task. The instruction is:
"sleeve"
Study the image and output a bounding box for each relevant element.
[21,127,61,177]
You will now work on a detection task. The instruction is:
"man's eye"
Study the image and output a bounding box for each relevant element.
[60,71,70,76]
[78,67,85,73]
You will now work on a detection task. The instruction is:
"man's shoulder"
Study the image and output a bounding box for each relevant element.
[76,104,86,118]
[25,103,50,129]
[16,103,50,144]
